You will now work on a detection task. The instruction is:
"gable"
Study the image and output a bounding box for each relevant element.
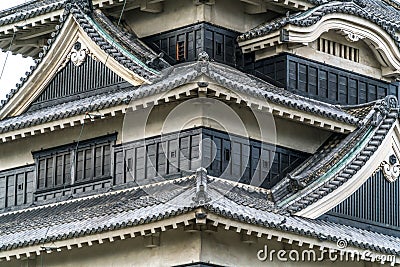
[238,1,400,80]
[0,5,162,120]
[324,169,400,235]
[27,55,128,112]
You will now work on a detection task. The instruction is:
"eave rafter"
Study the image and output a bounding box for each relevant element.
[93,0,165,15]
[240,0,312,14]
[239,14,400,78]
[0,10,63,57]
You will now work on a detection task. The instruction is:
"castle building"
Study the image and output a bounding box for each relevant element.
[0,0,399,266]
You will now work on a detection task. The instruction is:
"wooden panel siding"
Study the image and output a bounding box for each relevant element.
[324,170,400,233]
[143,23,238,66]
[245,53,400,105]
[114,128,202,184]
[114,127,309,189]
[28,57,128,112]
[0,165,35,210]
[33,134,116,194]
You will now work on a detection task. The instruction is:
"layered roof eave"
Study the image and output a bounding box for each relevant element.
[0,59,359,143]
[0,172,399,262]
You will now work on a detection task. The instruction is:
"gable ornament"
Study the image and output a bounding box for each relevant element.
[381,154,400,183]
[70,41,89,67]
[340,29,364,42]
[58,41,97,71]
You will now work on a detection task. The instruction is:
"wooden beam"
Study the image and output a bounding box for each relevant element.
[106,2,140,15]
[241,0,263,5]
[244,2,268,13]
[140,0,163,13]
[193,0,216,5]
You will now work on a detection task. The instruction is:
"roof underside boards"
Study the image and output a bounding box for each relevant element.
[0,0,66,57]
[238,0,400,44]
[0,2,166,119]
[0,59,359,141]
[0,171,399,260]
[272,95,400,217]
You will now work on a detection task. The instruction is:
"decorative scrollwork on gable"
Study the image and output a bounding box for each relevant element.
[58,41,98,72]
[70,41,88,67]
[381,154,400,183]
[340,29,365,42]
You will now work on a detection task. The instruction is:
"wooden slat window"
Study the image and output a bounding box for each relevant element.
[317,38,359,63]
[34,135,116,191]
[0,166,35,209]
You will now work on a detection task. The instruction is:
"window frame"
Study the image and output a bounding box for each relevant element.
[32,134,116,192]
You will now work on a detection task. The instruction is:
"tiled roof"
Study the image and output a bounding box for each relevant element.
[272,95,400,213]
[0,59,359,134]
[0,170,399,256]
[342,102,376,120]
[71,6,163,80]
[0,0,65,27]
[0,1,165,114]
[238,0,400,49]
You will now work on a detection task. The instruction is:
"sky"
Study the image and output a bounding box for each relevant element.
[0,0,35,101]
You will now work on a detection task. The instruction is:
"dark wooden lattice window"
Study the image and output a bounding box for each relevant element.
[33,134,116,191]
[0,166,35,209]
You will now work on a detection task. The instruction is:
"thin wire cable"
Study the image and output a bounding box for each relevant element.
[103,0,127,67]
[0,1,30,98]
[0,31,16,81]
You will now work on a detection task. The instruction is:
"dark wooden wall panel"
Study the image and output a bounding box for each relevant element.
[32,134,116,200]
[0,165,35,210]
[114,128,309,189]
[143,23,238,66]
[28,57,127,112]
[249,53,400,105]
[203,129,307,188]
[114,129,202,184]
[325,170,400,231]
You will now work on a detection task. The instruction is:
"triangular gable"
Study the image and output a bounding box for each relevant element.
[0,4,161,119]
[27,54,128,112]
[274,96,400,219]
[325,168,400,233]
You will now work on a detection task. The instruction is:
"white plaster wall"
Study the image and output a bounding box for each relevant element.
[124,0,271,37]
[0,116,123,171]
[119,100,331,154]
[1,229,201,267]
[200,228,381,267]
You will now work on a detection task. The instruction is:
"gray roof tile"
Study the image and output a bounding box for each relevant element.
[0,59,359,134]
[0,0,65,27]
[0,172,399,256]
